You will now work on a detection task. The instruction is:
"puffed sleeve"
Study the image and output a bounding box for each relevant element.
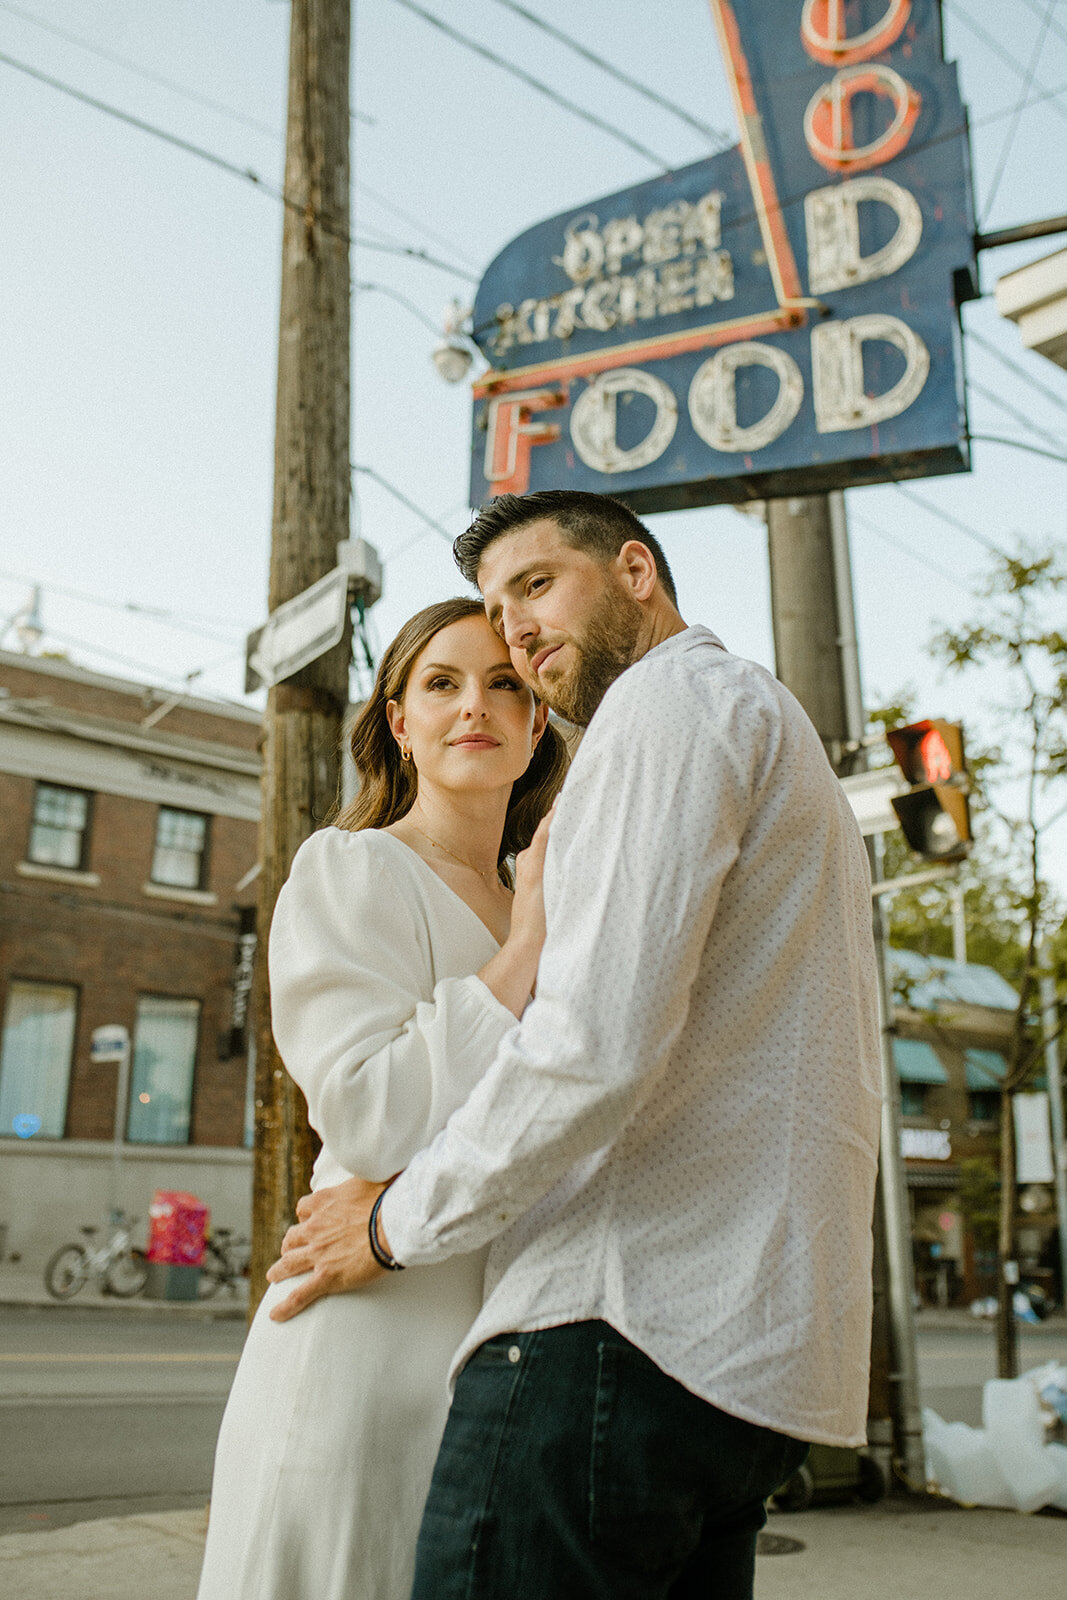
[267,829,517,1181]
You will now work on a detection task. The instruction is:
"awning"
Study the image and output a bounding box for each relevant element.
[892,1037,949,1085]
[964,1048,1008,1090]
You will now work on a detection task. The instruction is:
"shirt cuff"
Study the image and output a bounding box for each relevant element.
[377,1168,435,1267]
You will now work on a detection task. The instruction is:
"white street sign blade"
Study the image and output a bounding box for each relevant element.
[839,767,908,837]
[245,568,349,692]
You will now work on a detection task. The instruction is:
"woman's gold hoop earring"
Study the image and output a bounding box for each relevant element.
[400,745,412,763]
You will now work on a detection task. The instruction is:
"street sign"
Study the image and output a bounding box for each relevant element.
[468,0,975,510]
[245,567,350,693]
[90,1024,130,1065]
[839,766,908,837]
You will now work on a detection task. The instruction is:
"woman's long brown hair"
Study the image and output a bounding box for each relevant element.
[332,597,569,883]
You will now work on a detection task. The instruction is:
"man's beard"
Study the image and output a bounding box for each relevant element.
[537,581,644,727]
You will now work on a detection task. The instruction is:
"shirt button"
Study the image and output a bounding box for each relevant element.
[508,1345,521,1364]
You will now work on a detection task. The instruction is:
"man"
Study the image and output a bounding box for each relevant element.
[269,489,882,1599]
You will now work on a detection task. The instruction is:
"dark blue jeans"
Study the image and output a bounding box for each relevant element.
[410,1321,808,1600]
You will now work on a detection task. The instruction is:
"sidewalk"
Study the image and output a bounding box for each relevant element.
[0,1495,1063,1600]
[0,1263,248,1319]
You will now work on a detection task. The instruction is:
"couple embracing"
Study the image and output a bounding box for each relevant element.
[197,489,881,1600]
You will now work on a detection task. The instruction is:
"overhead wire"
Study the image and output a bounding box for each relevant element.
[352,465,458,548]
[0,567,249,643]
[944,1,1067,127]
[976,0,1057,225]
[0,46,477,281]
[0,0,480,263]
[974,80,1067,128]
[31,625,246,696]
[846,511,976,591]
[965,328,1067,418]
[0,0,375,127]
[353,281,443,337]
[889,483,1003,554]
[389,0,672,170]
[486,0,732,149]
[1017,0,1067,52]
[967,378,1066,456]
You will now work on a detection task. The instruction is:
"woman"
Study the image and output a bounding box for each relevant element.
[196,597,568,1600]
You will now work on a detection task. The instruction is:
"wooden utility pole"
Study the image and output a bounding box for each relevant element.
[248,0,352,1315]
[766,489,922,1492]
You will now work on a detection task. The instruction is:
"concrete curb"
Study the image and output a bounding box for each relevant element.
[0,1269,249,1319]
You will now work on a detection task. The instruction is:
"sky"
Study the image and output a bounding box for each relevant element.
[1,0,1065,892]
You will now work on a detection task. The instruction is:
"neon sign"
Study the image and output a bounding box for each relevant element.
[468,0,975,513]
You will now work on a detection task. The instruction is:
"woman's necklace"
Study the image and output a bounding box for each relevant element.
[410,825,499,882]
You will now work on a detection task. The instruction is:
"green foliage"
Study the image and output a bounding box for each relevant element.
[958,1157,999,1251]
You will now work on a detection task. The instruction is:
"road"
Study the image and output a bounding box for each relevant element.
[0,1305,245,1533]
[0,1306,1064,1533]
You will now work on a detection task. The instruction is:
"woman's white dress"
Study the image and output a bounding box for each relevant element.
[196,828,516,1600]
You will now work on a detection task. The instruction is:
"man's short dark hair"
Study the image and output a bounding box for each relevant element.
[454,490,678,608]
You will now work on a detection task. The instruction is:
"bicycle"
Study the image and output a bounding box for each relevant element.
[197,1226,251,1299]
[44,1210,148,1300]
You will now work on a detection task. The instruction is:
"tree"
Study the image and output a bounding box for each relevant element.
[917,549,1065,1376]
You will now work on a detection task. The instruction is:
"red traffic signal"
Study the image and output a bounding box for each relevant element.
[886,720,971,861]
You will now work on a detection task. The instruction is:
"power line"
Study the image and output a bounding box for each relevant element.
[0,46,477,281]
[33,625,245,695]
[0,568,249,643]
[968,378,1067,456]
[965,327,1067,417]
[352,464,458,548]
[944,1,1067,127]
[0,0,477,263]
[390,0,672,170]
[969,433,1067,467]
[1018,0,1067,53]
[975,80,1067,128]
[355,179,481,272]
[890,482,1003,554]
[353,280,442,337]
[978,0,1057,225]
[0,0,375,127]
[486,0,732,149]
[847,511,976,591]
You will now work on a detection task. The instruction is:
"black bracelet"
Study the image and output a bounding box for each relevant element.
[368,1183,405,1271]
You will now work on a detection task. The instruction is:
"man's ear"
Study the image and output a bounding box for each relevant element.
[616,540,659,602]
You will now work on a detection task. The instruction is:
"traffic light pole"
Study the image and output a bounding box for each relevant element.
[248,0,353,1317]
[766,490,925,1491]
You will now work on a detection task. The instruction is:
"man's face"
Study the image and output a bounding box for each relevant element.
[477,518,643,726]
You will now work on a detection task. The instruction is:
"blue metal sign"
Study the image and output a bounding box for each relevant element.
[468,0,975,512]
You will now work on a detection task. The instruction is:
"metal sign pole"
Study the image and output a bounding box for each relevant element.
[1039,945,1067,1305]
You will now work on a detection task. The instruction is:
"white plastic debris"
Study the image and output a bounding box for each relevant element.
[925,1364,1067,1513]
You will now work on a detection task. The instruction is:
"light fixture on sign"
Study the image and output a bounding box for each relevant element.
[432,342,473,384]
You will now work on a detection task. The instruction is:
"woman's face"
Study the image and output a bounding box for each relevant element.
[387,615,547,796]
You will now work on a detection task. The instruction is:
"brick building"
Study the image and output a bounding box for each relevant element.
[887,947,1023,1307]
[0,649,261,1267]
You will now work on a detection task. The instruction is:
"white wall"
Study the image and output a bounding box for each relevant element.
[0,1138,252,1269]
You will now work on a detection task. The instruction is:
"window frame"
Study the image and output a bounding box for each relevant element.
[26,782,93,873]
[149,806,211,892]
[0,977,79,1140]
[126,993,202,1146]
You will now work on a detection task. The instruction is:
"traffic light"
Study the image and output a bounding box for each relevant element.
[885,719,971,861]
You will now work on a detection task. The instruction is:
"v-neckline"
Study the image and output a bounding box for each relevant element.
[373,830,505,950]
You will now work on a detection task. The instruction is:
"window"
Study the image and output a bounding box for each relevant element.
[28,784,91,870]
[126,997,201,1144]
[0,981,77,1138]
[900,1082,928,1118]
[968,1090,998,1124]
[151,808,209,890]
